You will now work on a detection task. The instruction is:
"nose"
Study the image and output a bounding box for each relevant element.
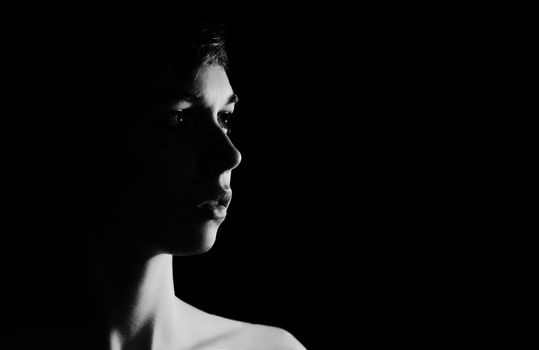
[205,125,242,177]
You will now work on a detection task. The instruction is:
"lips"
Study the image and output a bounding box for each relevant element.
[195,189,232,220]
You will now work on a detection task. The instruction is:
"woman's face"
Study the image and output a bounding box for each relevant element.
[106,64,241,255]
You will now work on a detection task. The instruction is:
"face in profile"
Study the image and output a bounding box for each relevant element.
[104,64,241,255]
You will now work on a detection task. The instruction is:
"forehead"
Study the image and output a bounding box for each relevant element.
[181,64,233,99]
[129,64,235,111]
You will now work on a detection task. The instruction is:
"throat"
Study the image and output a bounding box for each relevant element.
[95,252,180,347]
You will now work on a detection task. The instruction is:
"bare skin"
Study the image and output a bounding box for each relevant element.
[91,241,305,350]
[74,65,307,350]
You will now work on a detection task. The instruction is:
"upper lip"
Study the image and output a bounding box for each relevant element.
[197,189,232,209]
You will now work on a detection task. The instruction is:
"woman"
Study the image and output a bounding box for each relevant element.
[5,20,306,349]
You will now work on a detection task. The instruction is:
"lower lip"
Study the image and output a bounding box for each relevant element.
[195,204,227,221]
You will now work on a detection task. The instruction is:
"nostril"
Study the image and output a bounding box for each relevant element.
[208,135,241,176]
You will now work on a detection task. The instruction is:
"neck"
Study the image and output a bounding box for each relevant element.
[89,235,184,350]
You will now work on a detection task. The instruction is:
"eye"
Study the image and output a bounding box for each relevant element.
[218,112,235,134]
[160,110,193,130]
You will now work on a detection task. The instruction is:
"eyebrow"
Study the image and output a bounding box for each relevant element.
[170,92,239,105]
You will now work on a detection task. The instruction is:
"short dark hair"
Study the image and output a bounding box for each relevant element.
[106,20,230,110]
[179,20,229,70]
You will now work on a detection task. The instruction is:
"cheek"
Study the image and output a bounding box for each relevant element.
[130,134,199,205]
[153,138,197,184]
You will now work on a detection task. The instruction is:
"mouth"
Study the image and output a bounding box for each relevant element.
[195,189,232,221]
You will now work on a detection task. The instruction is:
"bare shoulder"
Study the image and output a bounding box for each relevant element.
[183,302,306,349]
[209,321,307,350]
[180,306,306,350]
[242,324,307,350]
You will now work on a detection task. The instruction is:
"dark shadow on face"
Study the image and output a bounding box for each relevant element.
[81,64,242,255]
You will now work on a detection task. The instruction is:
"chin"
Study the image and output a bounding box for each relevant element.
[148,219,223,256]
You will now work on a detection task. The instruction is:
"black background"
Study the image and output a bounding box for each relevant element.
[2,6,486,349]
[174,14,403,348]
